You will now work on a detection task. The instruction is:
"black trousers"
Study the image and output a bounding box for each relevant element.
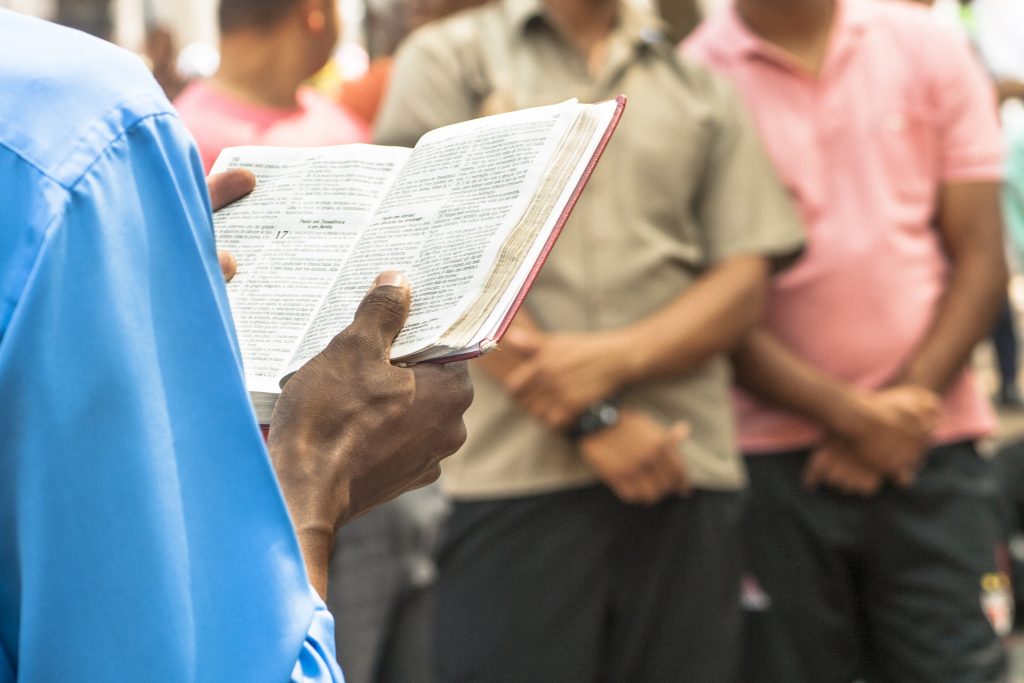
[434,484,744,682]
[991,295,1019,393]
[742,442,1008,683]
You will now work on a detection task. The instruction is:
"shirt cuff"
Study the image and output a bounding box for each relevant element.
[290,591,345,682]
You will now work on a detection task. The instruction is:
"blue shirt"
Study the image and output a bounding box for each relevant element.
[0,12,343,682]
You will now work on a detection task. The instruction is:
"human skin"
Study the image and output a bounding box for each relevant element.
[729,0,1007,495]
[207,170,474,598]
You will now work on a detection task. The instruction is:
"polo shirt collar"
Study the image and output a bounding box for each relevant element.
[708,0,872,71]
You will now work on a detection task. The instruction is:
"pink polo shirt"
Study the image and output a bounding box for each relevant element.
[685,0,1002,453]
[173,81,369,173]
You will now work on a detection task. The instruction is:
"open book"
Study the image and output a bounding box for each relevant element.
[211,96,625,423]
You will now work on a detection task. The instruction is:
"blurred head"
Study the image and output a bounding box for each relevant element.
[219,0,340,77]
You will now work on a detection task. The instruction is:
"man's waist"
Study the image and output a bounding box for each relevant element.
[736,370,996,455]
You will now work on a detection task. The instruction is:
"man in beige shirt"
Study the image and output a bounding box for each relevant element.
[375,0,804,678]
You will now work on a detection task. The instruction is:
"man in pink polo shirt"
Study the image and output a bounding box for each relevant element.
[174,0,368,173]
[686,1,1008,680]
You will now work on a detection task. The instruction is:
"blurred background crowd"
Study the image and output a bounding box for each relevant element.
[6,0,1024,680]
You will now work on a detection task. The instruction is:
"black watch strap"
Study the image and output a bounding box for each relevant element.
[566,397,621,441]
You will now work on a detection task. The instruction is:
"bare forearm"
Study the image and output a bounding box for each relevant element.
[732,327,860,434]
[295,528,334,601]
[272,448,339,602]
[615,254,769,383]
[485,256,769,428]
[897,182,1007,392]
[897,257,1005,392]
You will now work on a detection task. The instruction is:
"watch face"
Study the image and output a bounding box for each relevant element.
[597,403,619,426]
[568,399,620,439]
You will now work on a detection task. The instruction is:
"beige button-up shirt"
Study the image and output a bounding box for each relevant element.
[375,0,804,497]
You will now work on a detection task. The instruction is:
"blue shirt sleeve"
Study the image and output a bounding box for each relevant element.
[0,106,343,681]
[293,599,346,682]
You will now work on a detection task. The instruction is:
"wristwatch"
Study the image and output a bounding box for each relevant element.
[566,397,621,440]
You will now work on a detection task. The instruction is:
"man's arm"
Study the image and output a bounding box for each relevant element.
[1,119,470,683]
[896,181,1007,392]
[501,253,770,429]
[269,273,472,598]
[732,329,940,490]
[898,18,1009,392]
[207,172,472,599]
[3,117,349,682]
[729,191,1001,490]
[727,183,1002,490]
[480,252,766,505]
[501,76,802,428]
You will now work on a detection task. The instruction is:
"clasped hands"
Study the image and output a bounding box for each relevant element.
[495,326,691,506]
[803,385,941,496]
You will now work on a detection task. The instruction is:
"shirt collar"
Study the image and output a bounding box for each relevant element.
[707,0,872,68]
[502,0,673,53]
[503,0,545,33]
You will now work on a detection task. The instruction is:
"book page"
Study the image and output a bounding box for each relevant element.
[285,100,580,371]
[443,100,620,355]
[212,144,411,392]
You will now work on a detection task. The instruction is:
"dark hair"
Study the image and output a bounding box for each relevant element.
[219,0,300,34]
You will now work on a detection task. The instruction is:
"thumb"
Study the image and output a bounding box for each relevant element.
[350,271,412,358]
[207,168,256,211]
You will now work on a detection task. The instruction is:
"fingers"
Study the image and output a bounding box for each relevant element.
[345,271,412,358]
[411,362,474,456]
[501,331,547,397]
[207,168,256,211]
[620,425,692,505]
[804,446,882,496]
[625,475,662,506]
[503,360,538,397]
[884,385,941,431]
[218,250,237,282]
[802,448,829,490]
[643,452,686,500]
[830,458,881,496]
[501,327,544,356]
[893,466,918,488]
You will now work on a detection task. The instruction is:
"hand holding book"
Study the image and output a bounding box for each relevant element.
[211,97,625,422]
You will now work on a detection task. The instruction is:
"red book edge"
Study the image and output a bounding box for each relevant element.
[429,94,628,365]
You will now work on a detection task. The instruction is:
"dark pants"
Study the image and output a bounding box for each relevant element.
[328,486,446,683]
[992,295,1019,393]
[434,484,744,682]
[742,442,1008,683]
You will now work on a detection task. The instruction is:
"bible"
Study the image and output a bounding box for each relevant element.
[212,96,625,423]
